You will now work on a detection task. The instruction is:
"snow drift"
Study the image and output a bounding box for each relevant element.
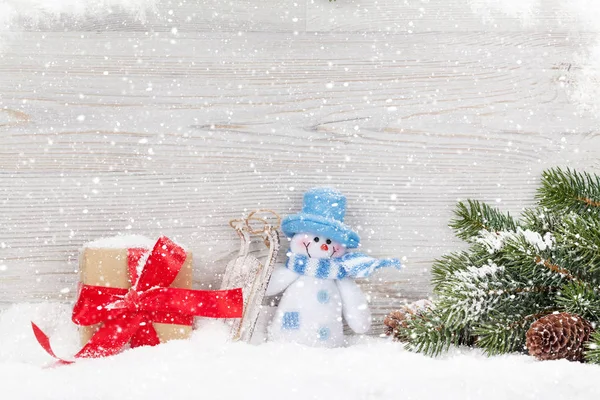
[1,302,599,400]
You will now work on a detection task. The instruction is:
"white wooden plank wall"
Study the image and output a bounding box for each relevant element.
[1,0,600,332]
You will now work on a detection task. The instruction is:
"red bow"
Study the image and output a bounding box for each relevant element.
[32,236,243,363]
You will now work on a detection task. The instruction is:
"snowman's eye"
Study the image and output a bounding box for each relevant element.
[326,239,332,245]
[313,237,320,243]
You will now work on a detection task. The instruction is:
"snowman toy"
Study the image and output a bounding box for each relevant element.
[266,187,402,347]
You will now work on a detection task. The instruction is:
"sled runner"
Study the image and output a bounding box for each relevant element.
[221,210,280,342]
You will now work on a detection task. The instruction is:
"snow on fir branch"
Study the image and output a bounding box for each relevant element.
[394,167,600,363]
[475,228,554,254]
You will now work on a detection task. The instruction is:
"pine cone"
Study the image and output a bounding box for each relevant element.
[526,312,593,362]
[384,299,432,338]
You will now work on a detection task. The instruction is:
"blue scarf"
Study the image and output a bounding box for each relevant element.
[284,252,402,280]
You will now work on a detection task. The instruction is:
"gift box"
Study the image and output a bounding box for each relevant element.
[79,235,193,345]
[32,235,243,363]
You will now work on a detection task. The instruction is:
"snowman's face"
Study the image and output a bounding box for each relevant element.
[289,232,346,259]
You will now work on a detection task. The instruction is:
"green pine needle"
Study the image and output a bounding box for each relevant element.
[400,168,600,362]
[450,200,520,241]
[538,167,600,215]
[522,207,562,233]
[397,308,473,357]
[556,281,600,321]
[494,234,566,285]
[585,331,600,364]
[554,213,600,277]
[474,319,529,356]
[431,249,489,291]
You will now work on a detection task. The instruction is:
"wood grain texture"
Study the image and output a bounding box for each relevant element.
[1,1,600,333]
[8,0,306,33]
[9,0,590,34]
[307,0,585,33]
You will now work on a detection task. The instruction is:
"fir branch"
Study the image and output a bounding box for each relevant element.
[522,208,562,233]
[555,281,600,321]
[487,286,556,296]
[534,256,577,281]
[398,308,473,357]
[475,310,553,356]
[553,213,600,277]
[400,168,600,362]
[431,249,489,292]
[581,198,600,207]
[538,168,600,214]
[474,320,528,355]
[434,250,557,332]
[450,200,519,241]
[418,229,578,357]
[492,234,566,287]
[585,331,600,364]
[435,261,530,329]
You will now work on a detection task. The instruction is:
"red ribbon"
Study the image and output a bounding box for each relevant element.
[32,236,243,363]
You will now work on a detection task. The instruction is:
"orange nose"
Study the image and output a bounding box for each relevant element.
[320,244,329,251]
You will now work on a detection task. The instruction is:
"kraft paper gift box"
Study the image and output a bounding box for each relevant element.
[78,236,193,345]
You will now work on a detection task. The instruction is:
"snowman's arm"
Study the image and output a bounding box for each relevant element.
[336,279,371,334]
[265,266,300,296]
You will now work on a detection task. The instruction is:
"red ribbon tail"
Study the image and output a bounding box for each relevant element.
[31,322,74,364]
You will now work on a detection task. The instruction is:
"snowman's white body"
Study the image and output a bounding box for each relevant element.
[266,233,371,347]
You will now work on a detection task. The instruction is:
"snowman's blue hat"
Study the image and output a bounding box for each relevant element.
[281,187,360,249]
